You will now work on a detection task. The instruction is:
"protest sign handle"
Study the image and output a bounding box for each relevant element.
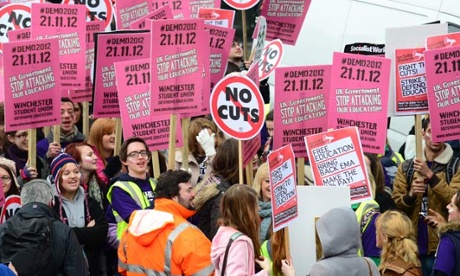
[242,10,249,61]
[168,114,178,170]
[43,126,50,137]
[297,158,304,185]
[114,118,122,157]
[28,129,37,168]
[152,151,160,179]
[82,101,89,136]
[53,125,60,143]
[181,117,191,171]
[238,140,244,183]
[414,115,423,179]
[284,227,291,259]
[245,161,253,186]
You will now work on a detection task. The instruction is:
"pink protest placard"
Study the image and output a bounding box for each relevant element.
[151,0,188,19]
[426,32,460,50]
[268,144,298,232]
[70,21,105,103]
[305,127,372,204]
[150,19,204,115]
[259,0,311,45]
[114,58,183,150]
[198,7,234,28]
[115,0,151,30]
[189,0,219,18]
[31,3,86,89]
[62,0,114,31]
[207,25,235,92]
[3,38,61,131]
[93,30,150,118]
[8,28,31,42]
[243,135,261,168]
[424,46,460,142]
[130,5,173,30]
[329,52,391,154]
[0,3,31,51]
[274,65,330,158]
[394,48,428,114]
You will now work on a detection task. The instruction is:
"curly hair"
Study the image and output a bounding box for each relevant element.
[377,210,420,272]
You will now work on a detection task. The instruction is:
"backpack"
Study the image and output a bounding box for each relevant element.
[406,157,460,186]
[0,212,56,276]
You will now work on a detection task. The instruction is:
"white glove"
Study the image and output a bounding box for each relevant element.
[196,129,216,157]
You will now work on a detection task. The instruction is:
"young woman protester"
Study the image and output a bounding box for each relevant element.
[87,118,116,184]
[252,163,272,243]
[376,210,422,276]
[50,153,108,276]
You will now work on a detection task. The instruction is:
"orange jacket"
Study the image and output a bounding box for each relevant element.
[118,198,214,276]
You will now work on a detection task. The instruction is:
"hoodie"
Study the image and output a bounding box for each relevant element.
[309,207,380,276]
[432,221,460,276]
[211,226,269,276]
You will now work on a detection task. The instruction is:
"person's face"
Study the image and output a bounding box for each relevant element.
[423,123,445,153]
[102,130,116,152]
[73,104,82,123]
[261,177,271,202]
[266,120,274,138]
[60,163,81,194]
[174,181,195,210]
[229,41,243,60]
[61,102,76,134]
[8,130,28,151]
[122,142,150,177]
[0,167,12,195]
[78,145,98,172]
[375,227,386,249]
[447,194,460,222]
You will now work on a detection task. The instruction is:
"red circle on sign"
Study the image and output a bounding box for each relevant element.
[259,39,284,81]
[0,3,31,51]
[223,0,259,10]
[210,75,264,140]
[0,195,21,223]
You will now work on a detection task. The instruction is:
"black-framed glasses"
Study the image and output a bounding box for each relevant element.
[0,175,12,184]
[127,151,149,159]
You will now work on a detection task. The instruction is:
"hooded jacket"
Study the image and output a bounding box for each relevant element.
[118,198,214,276]
[432,221,460,276]
[392,144,460,253]
[309,207,380,276]
[211,226,269,276]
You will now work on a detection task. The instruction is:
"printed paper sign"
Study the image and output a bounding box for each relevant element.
[0,195,21,223]
[426,32,460,50]
[210,75,264,140]
[31,3,87,89]
[3,38,61,131]
[0,3,32,51]
[424,46,460,142]
[151,0,187,19]
[198,8,234,28]
[8,28,31,42]
[62,0,114,31]
[130,5,173,30]
[329,52,391,154]
[114,58,183,150]
[394,48,428,114]
[150,19,204,115]
[243,135,261,168]
[305,127,372,204]
[268,144,298,232]
[115,0,151,30]
[274,65,330,158]
[223,0,258,10]
[93,30,150,118]
[258,39,283,80]
[252,16,266,64]
[259,0,310,45]
[189,0,219,18]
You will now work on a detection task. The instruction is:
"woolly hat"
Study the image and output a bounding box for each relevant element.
[0,157,19,189]
[50,153,80,193]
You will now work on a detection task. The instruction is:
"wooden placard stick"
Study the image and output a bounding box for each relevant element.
[82,101,90,136]
[114,118,122,156]
[151,151,161,178]
[297,157,305,185]
[181,117,191,171]
[168,114,178,170]
[27,129,37,168]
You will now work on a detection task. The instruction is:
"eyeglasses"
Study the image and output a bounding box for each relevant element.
[0,176,12,184]
[127,151,149,159]
[232,42,242,48]
[14,132,28,139]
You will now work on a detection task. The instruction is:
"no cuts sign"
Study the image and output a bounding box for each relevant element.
[210,75,264,140]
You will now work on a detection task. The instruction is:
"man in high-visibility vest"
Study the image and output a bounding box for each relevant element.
[119,170,214,276]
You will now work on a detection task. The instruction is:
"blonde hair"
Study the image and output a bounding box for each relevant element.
[376,211,420,271]
[252,163,269,200]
